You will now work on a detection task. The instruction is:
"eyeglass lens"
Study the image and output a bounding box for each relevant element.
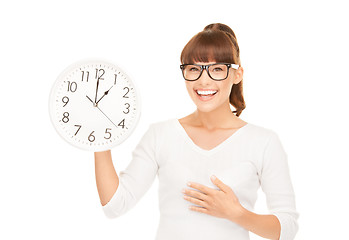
[182,64,229,81]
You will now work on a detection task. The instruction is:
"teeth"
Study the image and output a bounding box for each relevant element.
[196,90,217,95]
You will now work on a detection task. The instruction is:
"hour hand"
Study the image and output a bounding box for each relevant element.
[96,85,114,105]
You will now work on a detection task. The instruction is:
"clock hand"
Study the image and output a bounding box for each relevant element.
[96,85,114,105]
[96,105,118,128]
[86,95,96,107]
[94,78,100,103]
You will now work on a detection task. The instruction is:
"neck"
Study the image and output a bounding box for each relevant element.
[192,100,240,131]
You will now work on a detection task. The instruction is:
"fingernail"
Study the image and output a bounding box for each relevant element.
[187,182,191,186]
[182,188,186,193]
[211,175,216,181]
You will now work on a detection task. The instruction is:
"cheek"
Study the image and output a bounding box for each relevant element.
[185,83,191,92]
[185,83,195,96]
[218,82,233,99]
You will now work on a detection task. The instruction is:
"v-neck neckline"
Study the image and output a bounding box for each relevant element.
[173,118,250,156]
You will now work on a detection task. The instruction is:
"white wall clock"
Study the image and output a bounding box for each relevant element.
[49,59,141,152]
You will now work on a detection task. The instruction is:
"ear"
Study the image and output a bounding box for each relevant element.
[233,66,244,84]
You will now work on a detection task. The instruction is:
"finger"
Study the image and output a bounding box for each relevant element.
[183,195,208,208]
[189,205,209,214]
[210,175,230,193]
[187,182,213,195]
[183,188,208,201]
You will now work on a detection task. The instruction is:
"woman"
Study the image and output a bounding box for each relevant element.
[95,23,299,240]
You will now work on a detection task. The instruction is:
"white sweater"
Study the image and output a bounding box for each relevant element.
[102,118,299,240]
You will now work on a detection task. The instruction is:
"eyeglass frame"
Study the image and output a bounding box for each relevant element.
[179,62,239,81]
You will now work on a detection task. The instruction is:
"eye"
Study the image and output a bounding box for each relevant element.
[210,64,228,73]
[212,66,223,72]
[188,66,200,72]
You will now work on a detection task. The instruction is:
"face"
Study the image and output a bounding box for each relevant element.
[184,61,243,113]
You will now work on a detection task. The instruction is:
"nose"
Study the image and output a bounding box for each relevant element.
[197,68,212,83]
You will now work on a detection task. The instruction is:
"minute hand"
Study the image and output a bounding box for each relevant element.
[94,79,100,103]
[96,85,114,105]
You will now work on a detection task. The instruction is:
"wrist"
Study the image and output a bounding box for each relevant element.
[228,203,247,223]
[94,150,112,160]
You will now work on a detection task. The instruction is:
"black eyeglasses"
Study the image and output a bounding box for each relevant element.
[180,63,239,81]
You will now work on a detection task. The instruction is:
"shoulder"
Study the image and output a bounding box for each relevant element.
[245,122,277,137]
[245,123,288,161]
[149,118,176,131]
[243,122,280,146]
[243,123,287,171]
[145,119,177,155]
[146,119,179,145]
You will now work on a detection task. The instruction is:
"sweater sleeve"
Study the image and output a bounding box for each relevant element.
[102,124,159,219]
[259,131,299,240]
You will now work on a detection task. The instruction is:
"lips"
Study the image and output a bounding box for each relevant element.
[195,89,218,95]
[194,89,218,101]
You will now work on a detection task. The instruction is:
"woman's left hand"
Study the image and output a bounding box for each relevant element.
[182,175,246,222]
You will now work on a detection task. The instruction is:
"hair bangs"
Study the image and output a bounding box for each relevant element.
[181,30,236,65]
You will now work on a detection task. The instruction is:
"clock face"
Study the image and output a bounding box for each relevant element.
[49,59,141,152]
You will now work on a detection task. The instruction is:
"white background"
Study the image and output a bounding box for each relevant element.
[1,0,348,239]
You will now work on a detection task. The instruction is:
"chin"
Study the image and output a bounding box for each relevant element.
[195,104,218,113]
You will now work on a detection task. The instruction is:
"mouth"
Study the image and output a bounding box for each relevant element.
[195,89,218,101]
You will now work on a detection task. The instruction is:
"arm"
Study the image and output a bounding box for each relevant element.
[231,207,281,240]
[94,150,119,206]
[184,175,281,239]
[254,131,299,240]
[96,124,159,219]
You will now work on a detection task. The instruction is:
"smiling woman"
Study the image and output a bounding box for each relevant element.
[180,23,245,117]
[95,23,299,240]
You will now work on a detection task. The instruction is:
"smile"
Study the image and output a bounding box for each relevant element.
[195,89,218,101]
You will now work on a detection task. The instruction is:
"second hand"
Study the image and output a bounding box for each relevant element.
[86,95,118,127]
[96,105,118,128]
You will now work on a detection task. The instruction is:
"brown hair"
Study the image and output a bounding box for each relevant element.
[180,23,246,117]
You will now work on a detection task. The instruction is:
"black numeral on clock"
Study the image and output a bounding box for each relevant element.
[95,68,105,81]
[104,128,112,139]
[62,112,69,123]
[62,96,69,107]
[123,103,130,114]
[88,131,95,142]
[74,125,81,135]
[114,74,118,85]
[81,71,89,82]
[118,119,125,129]
[67,81,77,92]
[123,87,129,98]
